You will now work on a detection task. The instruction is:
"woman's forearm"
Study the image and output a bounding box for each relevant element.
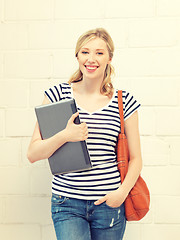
[27,111,88,163]
[118,156,142,196]
[27,129,67,163]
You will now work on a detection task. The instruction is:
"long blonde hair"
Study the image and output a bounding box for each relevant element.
[68,28,115,97]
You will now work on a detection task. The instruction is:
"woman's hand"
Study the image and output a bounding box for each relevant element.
[64,112,88,142]
[94,187,128,208]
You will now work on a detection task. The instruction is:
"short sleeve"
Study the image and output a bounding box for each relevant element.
[123,91,141,121]
[44,84,63,103]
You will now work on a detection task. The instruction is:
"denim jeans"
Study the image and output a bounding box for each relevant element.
[51,193,126,240]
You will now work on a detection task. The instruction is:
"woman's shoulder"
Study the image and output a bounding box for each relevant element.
[44,81,72,102]
[115,89,130,100]
[116,89,139,100]
[116,89,141,120]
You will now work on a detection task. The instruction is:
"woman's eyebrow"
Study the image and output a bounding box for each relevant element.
[81,48,105,51]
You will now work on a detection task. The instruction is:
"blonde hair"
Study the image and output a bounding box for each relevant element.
[68,28,115,97]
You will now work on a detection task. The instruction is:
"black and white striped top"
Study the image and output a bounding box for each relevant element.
[44,82,140,200]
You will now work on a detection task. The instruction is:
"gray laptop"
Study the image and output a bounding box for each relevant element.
[35,98,92,175]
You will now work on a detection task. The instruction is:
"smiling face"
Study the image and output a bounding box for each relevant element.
[77,37,112,82]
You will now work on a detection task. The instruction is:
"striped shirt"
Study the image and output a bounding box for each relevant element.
[44,82,140,200]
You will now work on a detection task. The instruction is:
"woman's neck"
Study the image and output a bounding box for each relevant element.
[78,78,103,96]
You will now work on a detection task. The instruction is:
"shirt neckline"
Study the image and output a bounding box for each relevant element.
[70,83,117,115]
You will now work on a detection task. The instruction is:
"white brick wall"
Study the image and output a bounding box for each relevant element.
[4,52,52,79]
[0,53,3,78]
[105,0,155,18]
[4,0,53,20]
[0,225,41,240]
[54,0,105,19]
[0,0,180,239]
[157,0,180,16]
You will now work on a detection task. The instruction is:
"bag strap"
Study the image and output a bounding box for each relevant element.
[118,90,124,134]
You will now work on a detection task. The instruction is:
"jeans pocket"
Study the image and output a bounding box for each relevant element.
[51,194,69,206]
[104,201,121,210]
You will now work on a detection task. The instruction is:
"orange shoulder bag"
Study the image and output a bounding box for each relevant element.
[117,90,150,221]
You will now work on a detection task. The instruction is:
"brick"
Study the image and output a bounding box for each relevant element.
[114,48,180,77]
[113,49,153,77]
[105,0,155,18]
[5,109,36,137]
[155,107,180,136]
[0,167,30,194]
[30,168,52,195]
[142,224,180,240]
[0,23,28,50]
[4,0,53,20]
[55,0,104,19]
[0,110,5,137]
[123,223,142,240]
[0,224,41,240]
[168,138,180,165]
[0,81,28,107]
[29,21,74,49]
[0,53,3,79]
[5,196,52,224]
[29,20,105,50]
[138,107,155,136]
[128,19,178,47]
[53,50,79,78]
[0,0,3,21]
[42,224,56,240]
[142,166,180,196]
[155,196,180,223]
[141,137,169,166]
[104,20,128,49]
[4,52,51,79]
[0,199,3,223]
[157,0,180,16]
[152,48,180,76]
[131,77,179,106]
[0,138,21,166]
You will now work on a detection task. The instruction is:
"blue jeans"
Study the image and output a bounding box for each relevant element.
[51,193,126,240]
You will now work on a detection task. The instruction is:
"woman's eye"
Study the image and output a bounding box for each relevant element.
[82,51,89,54]
[97,52,103,55]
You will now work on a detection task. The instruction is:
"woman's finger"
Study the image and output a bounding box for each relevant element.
[94,196,107,205]
[68,112,79,124]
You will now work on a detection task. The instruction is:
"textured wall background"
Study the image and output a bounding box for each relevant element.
[0,0,180,239]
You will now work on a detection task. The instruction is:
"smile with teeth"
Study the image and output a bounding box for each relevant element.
[85,65,99,72]
[85,65,98,69]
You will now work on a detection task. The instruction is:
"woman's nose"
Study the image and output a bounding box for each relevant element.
[87,53,96,63]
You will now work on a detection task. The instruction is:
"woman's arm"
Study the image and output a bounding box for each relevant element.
[94,111,142,207]
[27,95,88,163]
[118,110,142,195]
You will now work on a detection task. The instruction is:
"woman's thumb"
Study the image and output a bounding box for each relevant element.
[69,111,79,123]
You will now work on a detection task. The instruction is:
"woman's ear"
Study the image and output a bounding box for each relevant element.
[108,57,112,65]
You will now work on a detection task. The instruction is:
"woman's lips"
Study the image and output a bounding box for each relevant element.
[85,65,99,73]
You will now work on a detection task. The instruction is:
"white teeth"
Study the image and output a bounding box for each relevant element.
[86,66,97,70]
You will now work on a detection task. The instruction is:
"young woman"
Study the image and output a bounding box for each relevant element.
[27,28,142,240]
